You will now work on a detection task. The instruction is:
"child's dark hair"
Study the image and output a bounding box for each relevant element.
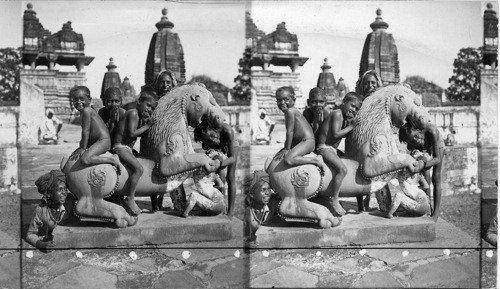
[138,90,158,102]
[343,92,361,104]
[194,121,210,144]
[102,87,123,101]
[276,86,295,99]
[399,122,417,143]
[308,88,325,100]
[194,121,225,152]
[69,86,91,99]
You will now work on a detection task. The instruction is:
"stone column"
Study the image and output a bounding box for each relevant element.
[18,78,45,146]
[479,68,498,148]
[0,107,19,193]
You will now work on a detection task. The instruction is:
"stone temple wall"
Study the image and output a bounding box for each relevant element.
[427,106,480,146]
[252,69,305,122]
[441,146,478,196]
[20,69,87,123]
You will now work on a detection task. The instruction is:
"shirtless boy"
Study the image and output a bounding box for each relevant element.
[69,86,121,171]
[303,88,330,135]
[113,91,158,215]
[398,121,444,220]
[98,87,126,141]
[316,92,361,216]
[274,86,325,172]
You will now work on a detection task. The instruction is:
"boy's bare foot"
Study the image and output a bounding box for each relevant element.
[386,213,396,219]
[182,212,191,218]
[330,198,346,216]
[111,155,122,175]
[125,197,142,216]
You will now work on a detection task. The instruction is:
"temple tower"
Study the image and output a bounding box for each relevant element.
[315,58,349,107]
[20,3,94,127]
[100,57,121,100]
[359,8,400,85]
[145,8,186,88]
[247,14,308,119]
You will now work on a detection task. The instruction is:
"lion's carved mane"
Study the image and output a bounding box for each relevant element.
[345,90,394,160]
[140,86,190,159]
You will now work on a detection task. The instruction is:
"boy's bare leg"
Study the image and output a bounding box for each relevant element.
[183,192,198,218]
[116,147,144,215]
[318,148,346,216]
[284,139,325,173]
[386,193,401,219]
[81,138,121,174]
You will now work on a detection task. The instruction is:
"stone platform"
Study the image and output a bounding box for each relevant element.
[46,212,233,248]
[255,212,436,248]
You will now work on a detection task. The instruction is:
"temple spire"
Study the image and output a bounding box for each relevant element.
[145,7,186,86]
[320,58,331,72]
[359,8,399,84]
[101,57,122,99]
[156,8,174,30]
[106,57,117,71]
[370,8,389,31]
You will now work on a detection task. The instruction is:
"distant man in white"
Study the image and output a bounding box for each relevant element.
[253,109,275,145]
[40,109,63,144]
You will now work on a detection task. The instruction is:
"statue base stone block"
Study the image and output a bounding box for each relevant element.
[49,213,233,248]
[255,213,436,248]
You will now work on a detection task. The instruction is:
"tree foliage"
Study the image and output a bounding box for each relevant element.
[0,47,21,104]
[445,47,481,102]
[232,47,252,103]
[403,75,443,107]
[187,74,229,106]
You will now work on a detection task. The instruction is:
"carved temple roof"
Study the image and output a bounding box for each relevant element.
[246,15,308,70]
[359,8,400,84]
[21,3,94,70]
[144,7,186,86]
[245,11,265,40]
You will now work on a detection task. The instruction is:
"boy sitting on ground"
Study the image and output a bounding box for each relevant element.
[274,86,325,173]
[113,91,158,215]
[69,86,121,171]
[98,87,126,141]
[316,92,362,216]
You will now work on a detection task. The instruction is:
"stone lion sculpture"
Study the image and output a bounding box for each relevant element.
[62,85,226,227]
[265,85,434,228]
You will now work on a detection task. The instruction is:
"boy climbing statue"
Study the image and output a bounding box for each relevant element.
[274,86,325,173]
[316,92,362,216]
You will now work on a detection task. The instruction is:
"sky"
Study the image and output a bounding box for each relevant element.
[250,1,496,93]
[1,1,497,98]
[1,1,246,98]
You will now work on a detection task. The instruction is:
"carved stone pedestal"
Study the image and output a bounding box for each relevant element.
[255,213,436,248]
[49,213,233,248]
